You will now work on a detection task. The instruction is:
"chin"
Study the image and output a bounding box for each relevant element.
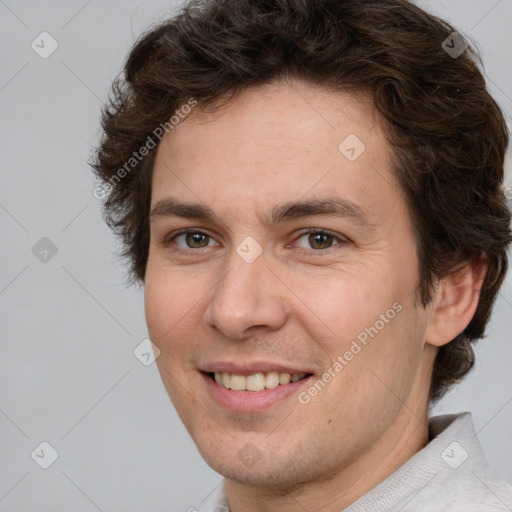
[198,444,321,490]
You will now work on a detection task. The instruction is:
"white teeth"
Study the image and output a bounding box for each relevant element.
[212,371,308,391]
[265,371,280,389]
[246,373,266,391]
[230,374,246,391]
[279,372,291,385]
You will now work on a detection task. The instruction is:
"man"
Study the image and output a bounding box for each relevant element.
[91,0,512,510]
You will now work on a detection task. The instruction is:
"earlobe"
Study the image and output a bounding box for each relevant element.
[425,254,488,348]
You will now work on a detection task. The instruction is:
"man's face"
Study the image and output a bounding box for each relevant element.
[144,81,436,487]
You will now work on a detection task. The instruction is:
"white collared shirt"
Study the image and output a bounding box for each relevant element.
[196,413,512,511]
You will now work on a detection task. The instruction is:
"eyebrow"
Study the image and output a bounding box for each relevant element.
[149,196,377,230]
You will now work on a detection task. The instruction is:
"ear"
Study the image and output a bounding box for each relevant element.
[425,254,488,347]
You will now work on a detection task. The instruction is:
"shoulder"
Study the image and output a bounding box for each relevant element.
[346,412,512,511]
[401,413,512,511]
[416,464,512,511]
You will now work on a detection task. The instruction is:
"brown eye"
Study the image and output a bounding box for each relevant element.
[295,229,344,251]
[170,231,216,249]
[308,232,333,249]
[185,232,210,248]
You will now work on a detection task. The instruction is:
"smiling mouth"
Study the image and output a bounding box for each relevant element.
[206,371,312,391]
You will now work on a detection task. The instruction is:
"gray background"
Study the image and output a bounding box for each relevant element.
[0,0,511,510]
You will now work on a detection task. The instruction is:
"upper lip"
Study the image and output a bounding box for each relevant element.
[199,361,313,375]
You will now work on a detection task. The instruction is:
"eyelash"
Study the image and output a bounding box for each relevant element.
[162,228,348,255]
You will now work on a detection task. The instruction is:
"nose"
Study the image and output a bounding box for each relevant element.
[203,249,289,340]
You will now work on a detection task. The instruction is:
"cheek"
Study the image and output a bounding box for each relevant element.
[144,270,203,399]
[286,268,393,351]
[302,305,424,437]
[144,265,204,339]
[294,271,421,395]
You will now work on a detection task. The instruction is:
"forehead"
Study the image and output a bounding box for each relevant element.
[151,80,400,218]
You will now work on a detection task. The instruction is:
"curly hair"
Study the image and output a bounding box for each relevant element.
[91,0,511,403]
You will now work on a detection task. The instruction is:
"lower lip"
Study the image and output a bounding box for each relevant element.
[201,372,312,412]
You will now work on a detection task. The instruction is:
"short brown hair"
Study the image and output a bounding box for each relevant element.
[91,0,511,402]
